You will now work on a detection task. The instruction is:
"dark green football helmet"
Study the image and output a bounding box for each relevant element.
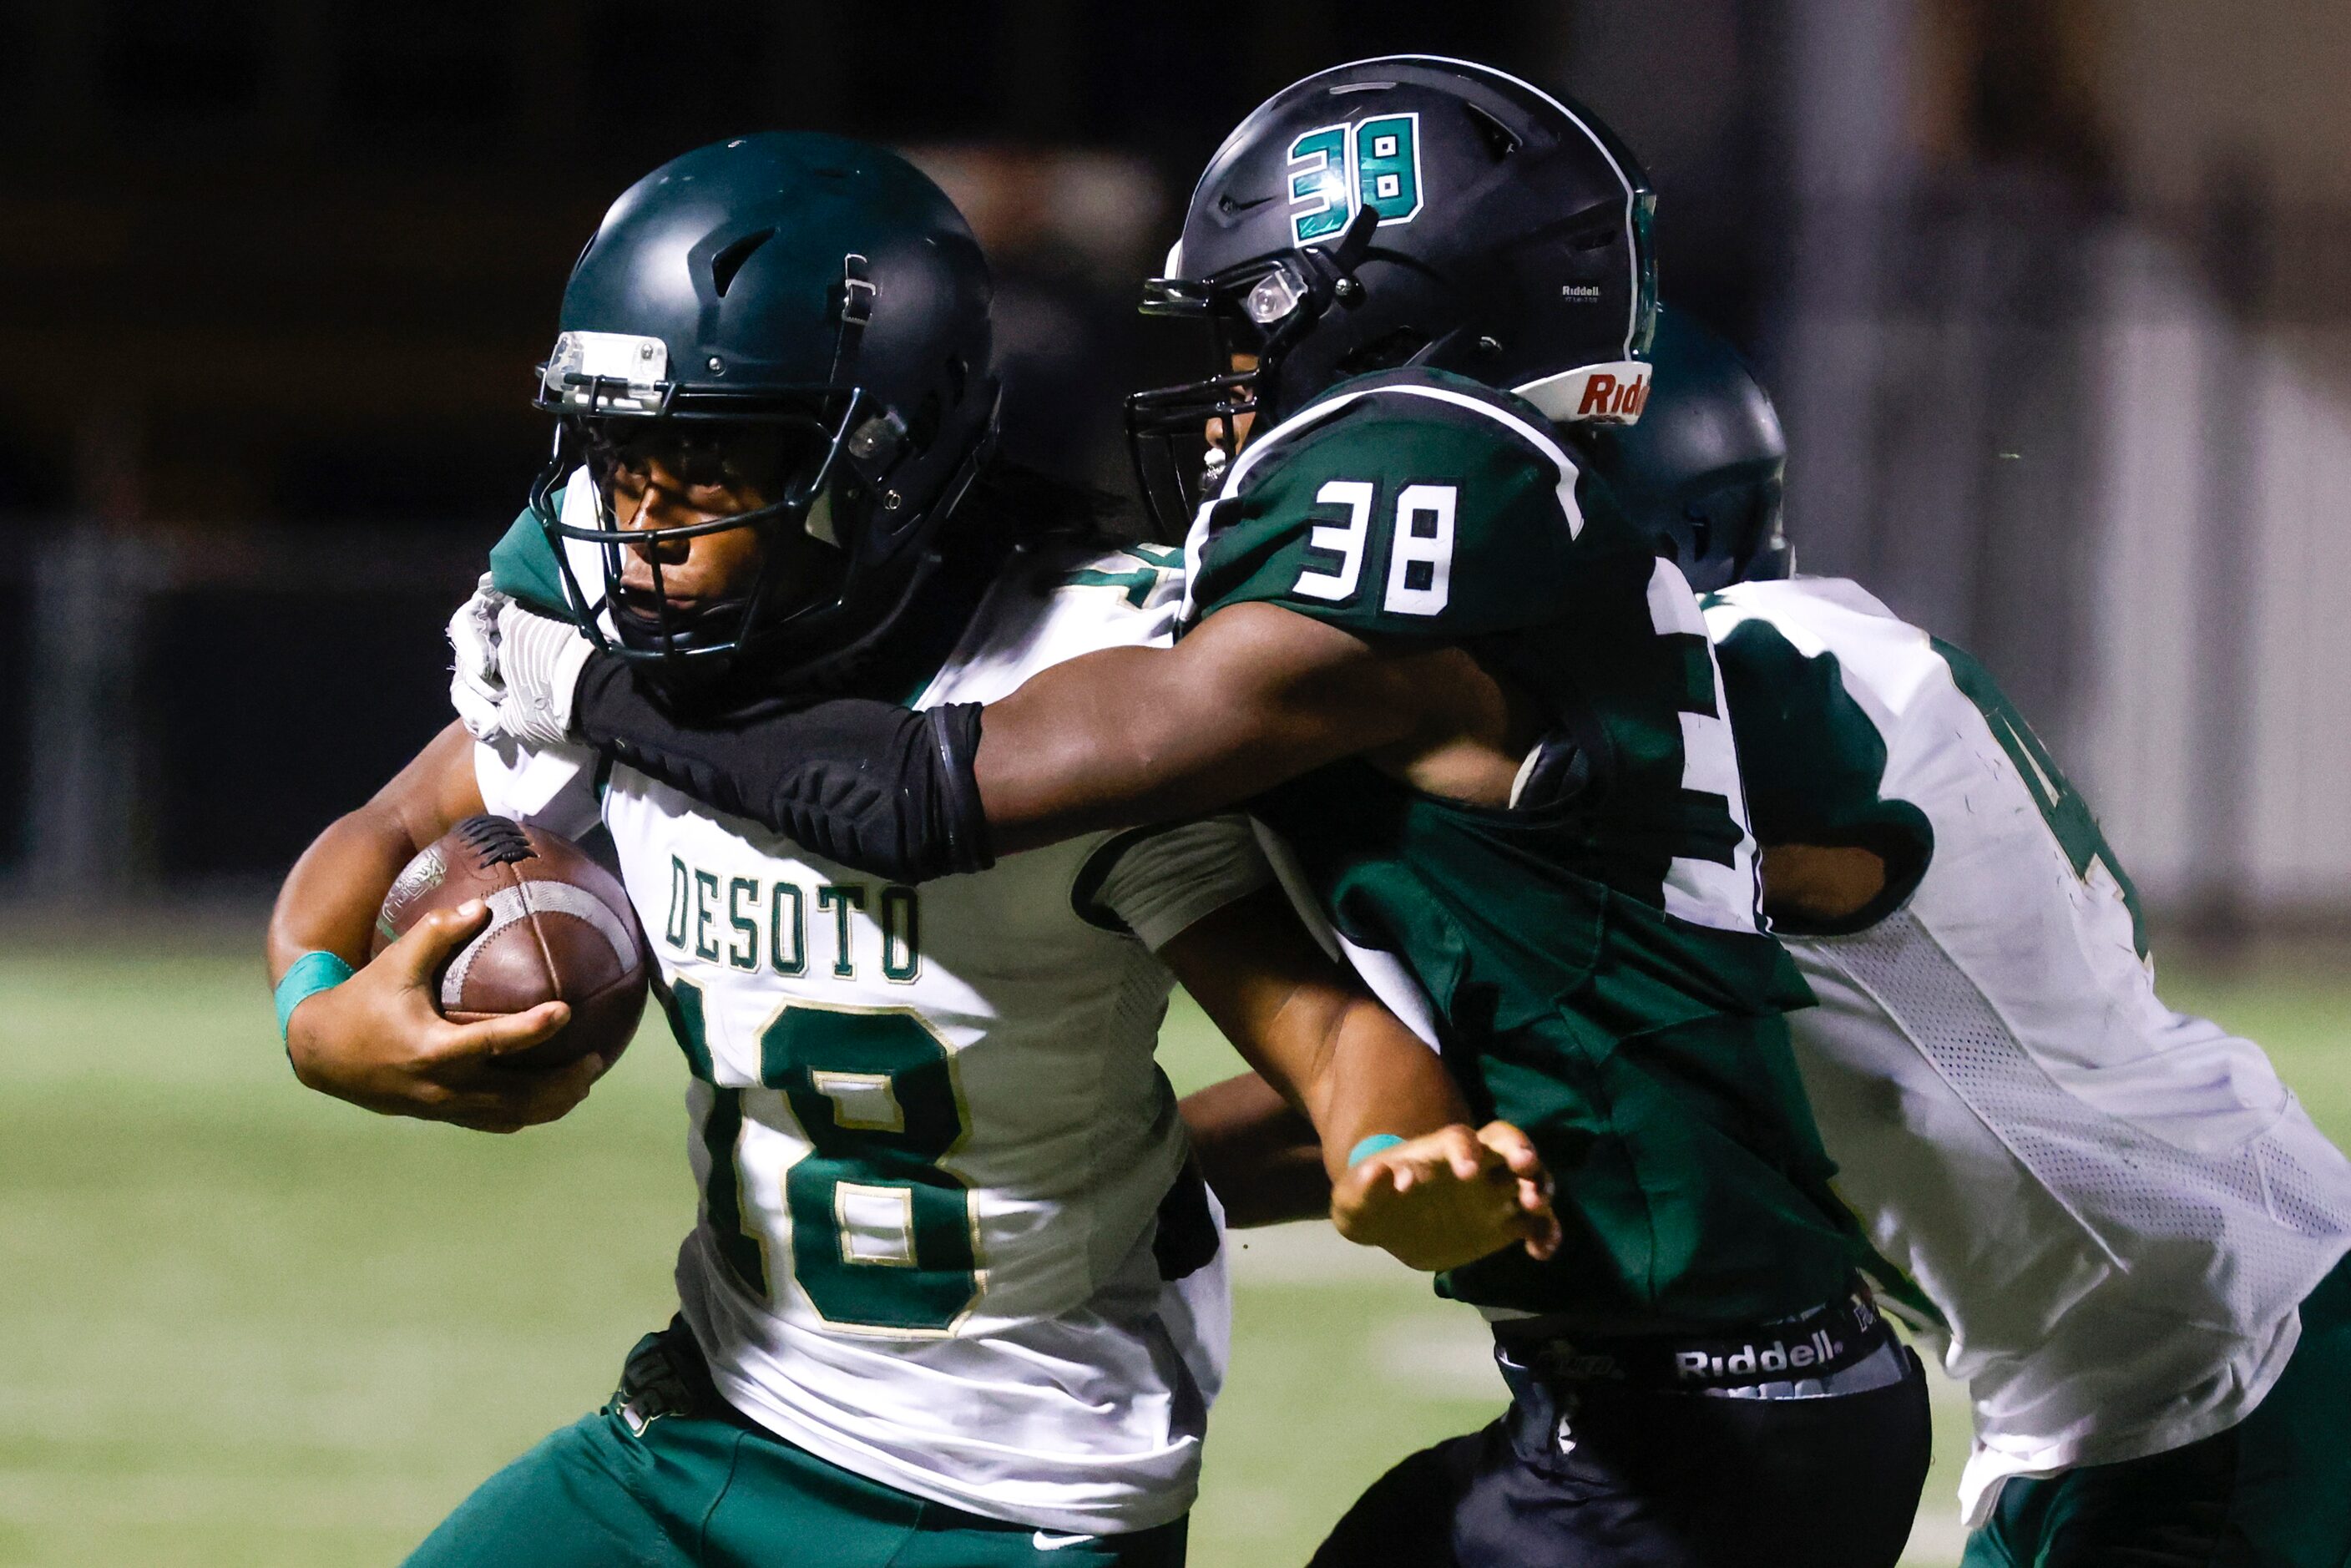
[1585,306,1789,593]
[528,132,999,692]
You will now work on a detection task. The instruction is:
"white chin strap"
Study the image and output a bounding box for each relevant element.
[1513,360,1651,425]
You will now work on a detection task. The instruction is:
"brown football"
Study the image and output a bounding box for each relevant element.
[375,815,650,1070]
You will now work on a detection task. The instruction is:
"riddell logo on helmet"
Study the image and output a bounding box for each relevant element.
[1511,361,1651,427]
[1578,369,1650,420]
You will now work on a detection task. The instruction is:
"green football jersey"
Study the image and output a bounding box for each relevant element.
[1185,368,1863,1332]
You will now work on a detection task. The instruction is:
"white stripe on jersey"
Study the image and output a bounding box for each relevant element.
[1248,818,1445,1053]
[1646,557,1762,934]
[1180,376,1584,625]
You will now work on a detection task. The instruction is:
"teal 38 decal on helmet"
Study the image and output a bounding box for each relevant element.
[1127,57,1660,538]
[1288,114,1423,245]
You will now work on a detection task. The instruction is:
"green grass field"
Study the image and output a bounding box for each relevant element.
[1,932,2346,1566]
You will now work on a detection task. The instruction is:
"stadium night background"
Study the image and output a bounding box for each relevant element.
[1,3,2347,1563]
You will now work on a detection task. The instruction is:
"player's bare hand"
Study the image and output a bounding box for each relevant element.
[284,901,601,1132]
[1330,1120,1560,1272]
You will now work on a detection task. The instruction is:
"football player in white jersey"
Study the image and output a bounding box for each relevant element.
[1646,310,2351,1565]
[264,134,1555,1568]
[1186,308,2351,1565]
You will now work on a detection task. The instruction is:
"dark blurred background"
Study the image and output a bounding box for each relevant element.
[3,0,2346,933]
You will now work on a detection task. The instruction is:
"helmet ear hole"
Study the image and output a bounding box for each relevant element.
[1686,510,1713,562]
[1463,101,1521,162]
[708,229,775,298]
[908,391,943,452]
[1566,219,1619,253]
[1333,327,1430,380]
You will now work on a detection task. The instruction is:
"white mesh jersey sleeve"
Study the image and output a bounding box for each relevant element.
[472,735,603,839]
[1084,816,1276,953]
[914,541,1186,711]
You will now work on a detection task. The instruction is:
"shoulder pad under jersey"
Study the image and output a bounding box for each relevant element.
[488,490,580,623]
[1184,368,1630,639]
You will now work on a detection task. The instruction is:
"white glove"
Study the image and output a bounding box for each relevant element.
[493,599,597,746]
[447,574,513,741]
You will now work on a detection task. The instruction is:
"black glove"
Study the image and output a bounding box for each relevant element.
[571,657,993,883]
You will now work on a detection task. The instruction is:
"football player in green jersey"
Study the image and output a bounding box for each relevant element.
[468,61,1934,1565]
[270,133,1558,1568]
[1178,309,2351,1565]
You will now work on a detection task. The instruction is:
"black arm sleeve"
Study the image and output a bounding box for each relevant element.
[569,656,994,883]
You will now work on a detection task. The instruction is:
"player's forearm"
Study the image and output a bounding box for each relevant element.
[973,649,1306,852]
[976,613,1417,853]
[1301,993,1474,1180]
[569,660,993,883]
[268,811,423,979]
[268,723,483,980]
[562,604,1414,878]
[1165,896,1555,1270]
[1181,1071,1332,1227]
[1231,992,1555,1270]
[1166,905,1469,1170]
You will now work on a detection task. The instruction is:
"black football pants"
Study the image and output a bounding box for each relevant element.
[1307,1346,1931,1568]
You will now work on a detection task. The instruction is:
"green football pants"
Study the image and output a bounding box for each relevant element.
[1962,1252,2351,1568]
[404,1322,1190,1568]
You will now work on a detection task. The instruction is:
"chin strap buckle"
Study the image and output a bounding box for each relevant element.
[829,252,877,388]
[1299,204,1380,310]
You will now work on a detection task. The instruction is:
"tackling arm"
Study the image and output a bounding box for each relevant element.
[972,604,1437,852]
[1158,887,1557,1272]
[564,601,1446,880]
[1179,1070,1328,1228]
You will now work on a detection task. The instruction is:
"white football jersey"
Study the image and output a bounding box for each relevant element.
[1705,577,2351,1525]
[476,540,1265,1536]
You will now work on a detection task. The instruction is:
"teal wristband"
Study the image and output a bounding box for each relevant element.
[275,951,355,1040]
[1347,1134,1408,1169]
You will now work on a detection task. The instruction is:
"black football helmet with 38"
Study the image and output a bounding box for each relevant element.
[1585,306,1792,593]
[1125,54,1659,538]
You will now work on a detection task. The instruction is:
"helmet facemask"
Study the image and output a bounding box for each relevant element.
[1124,210,1383,541]
[528,372,909,698]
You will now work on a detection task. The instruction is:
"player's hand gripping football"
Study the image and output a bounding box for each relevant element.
[1332,1121,1561,1272]
[285,902,602,1134]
